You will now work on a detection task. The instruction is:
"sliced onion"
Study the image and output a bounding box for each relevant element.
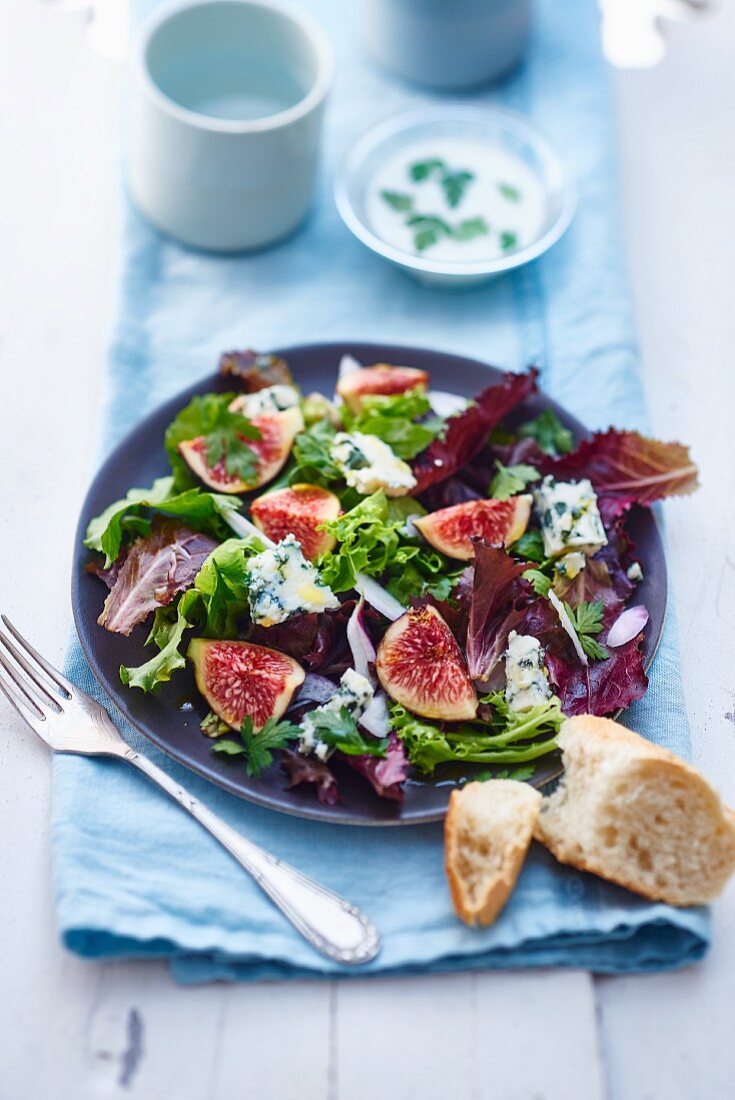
[354,573,405,621]
[359,692,390,738]
[347,597,377,683]
[548,589,588,666]
[223,511,274,547]
[338,354,362,380]
[429,390,469,418]
[607,605,649,648]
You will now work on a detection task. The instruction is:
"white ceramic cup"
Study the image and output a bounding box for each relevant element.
[359,0,531,91]
[128,0,334,252]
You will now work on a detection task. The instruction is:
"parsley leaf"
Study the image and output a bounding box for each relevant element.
[165,393,262,489]
[451,217,489,241]
[441,170,474,209]
[500,231,518,252]
[409,158,445,181]
[212,715,302,777]
[475,763,537,782]
[307,706,389,757]
[381,190,413,211]
[498,182,521,202]
[518,409,574,456]
[563,600,609,661]
[489,461,539,500]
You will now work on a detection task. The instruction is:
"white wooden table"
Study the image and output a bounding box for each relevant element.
[1,4,734,1097]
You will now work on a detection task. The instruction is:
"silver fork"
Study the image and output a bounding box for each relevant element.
[0,615,380,966]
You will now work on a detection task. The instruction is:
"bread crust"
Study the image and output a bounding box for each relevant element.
[445,781,541,926]
[534,716,735,907]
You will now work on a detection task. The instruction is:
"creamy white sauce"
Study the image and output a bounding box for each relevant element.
[366,137,547,263]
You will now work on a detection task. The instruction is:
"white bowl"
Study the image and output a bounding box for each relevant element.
[335,105,576,290]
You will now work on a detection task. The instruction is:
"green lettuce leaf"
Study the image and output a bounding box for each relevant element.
[342,391,444,460]
[84,476,240,567]
[120,589,201,692]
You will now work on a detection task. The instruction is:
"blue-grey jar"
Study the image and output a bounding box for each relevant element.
[359,0,532,90]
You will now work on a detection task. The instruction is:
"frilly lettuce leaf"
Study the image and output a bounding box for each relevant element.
[120,589,201,692]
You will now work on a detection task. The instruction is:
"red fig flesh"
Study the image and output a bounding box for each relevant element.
[178,406,303,494]
[250,483,340,561]
[188,638,304,731]
[414,497,532,561]
[337,364,429,413]
[376,606,477,721]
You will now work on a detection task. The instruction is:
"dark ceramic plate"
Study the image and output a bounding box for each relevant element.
[72,343,667,826]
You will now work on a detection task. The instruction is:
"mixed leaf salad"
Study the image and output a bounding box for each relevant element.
[84,348,699,807]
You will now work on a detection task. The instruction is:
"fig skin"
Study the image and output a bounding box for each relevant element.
[376,606,477,721]
[336,364,429,414]
[250,484,341,561]
[414,496,532,561]
[178,406,304,494]
[188,638,305,731]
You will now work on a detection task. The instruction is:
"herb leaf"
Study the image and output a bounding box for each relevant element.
[563,600,609,661]
[409,158,445,182]
[217,715,303,778]
[288,420,342,488]
[489,461,539,500]
[308,706,389,758]
[518,409,574,456]
[165,393,262,489]
[509,528,546,564]
[498,182,521,202]
[500,231,518,252]
[442,170,474,209]
[451,217,489,241]
[381,190,413,212]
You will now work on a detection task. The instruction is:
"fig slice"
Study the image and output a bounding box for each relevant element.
[336,364,429,413]
[414,497,532,561]
[178,406,304,494]
[250,483,340,561]
[376,606,477,721]
[188,638,305,732]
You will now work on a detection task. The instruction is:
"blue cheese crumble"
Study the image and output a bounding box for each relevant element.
[299,668,375,761]
[235,384,300,417]
[534,476,607,559]
[504,631,552,711]
[247,535,339,627]
[330,431,417,497]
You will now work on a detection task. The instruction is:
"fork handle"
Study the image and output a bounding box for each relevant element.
[121,749,380,966]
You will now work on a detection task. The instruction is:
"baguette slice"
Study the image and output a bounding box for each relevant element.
[445,780,542,926]
[535,716,735,907]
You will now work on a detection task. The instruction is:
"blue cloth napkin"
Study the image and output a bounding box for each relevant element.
[52,0,710,980]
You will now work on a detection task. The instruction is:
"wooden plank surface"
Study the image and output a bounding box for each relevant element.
[0,3,732,1098]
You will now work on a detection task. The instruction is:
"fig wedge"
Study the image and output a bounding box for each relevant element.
[178,406,304,494]
[414,496,532,561]
[250,483,341,561]
[337,364,429,413]
[188,638,304,731]
[376,606,477,721]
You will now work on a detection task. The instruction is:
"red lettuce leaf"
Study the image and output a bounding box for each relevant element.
[466,541,531,682]
[517,597,648,717]
[281,750,339,806]
[412,368,539,493]
[343,733,408,802]
[97,523,217,636]
[541,429,699,509]
[248,602,359,677]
